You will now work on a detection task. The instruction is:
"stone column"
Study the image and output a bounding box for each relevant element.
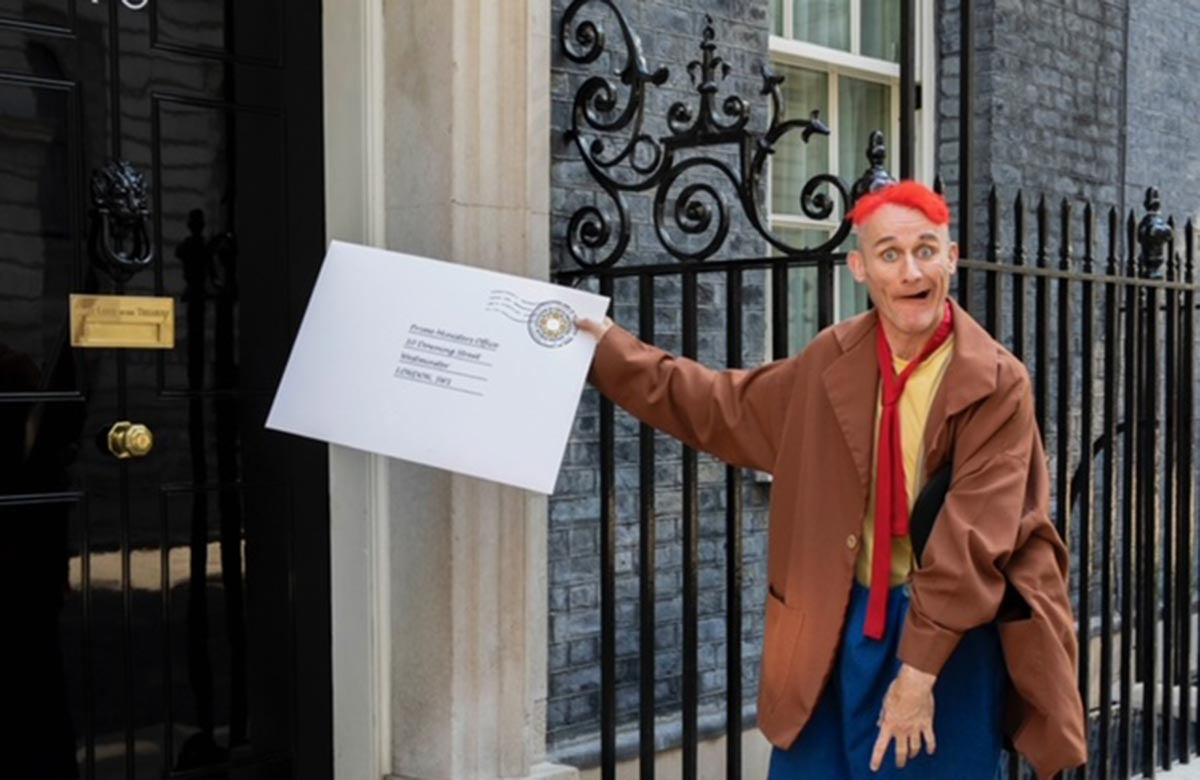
[380,1,575,778]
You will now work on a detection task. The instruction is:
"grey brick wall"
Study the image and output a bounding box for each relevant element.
[939,0,1200,240]
[549,0,775,762]
[1124,0,1200,223]
[937,0,1128,260]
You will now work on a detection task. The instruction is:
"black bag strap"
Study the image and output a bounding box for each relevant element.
[910,457,1033,621]
[910,461,951,568]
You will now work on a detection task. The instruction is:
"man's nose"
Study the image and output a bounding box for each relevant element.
[901,252,923,281]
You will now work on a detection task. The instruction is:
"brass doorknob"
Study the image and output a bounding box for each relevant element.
[107,421,154,459]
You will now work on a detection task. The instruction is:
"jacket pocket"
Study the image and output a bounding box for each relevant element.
[759,586,805,716]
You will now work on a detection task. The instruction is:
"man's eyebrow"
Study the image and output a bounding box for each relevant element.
[871,235,897,248]
[918,232,942,242]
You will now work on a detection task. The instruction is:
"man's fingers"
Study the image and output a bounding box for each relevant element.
[894,732,909,769]
[902,732,923,767]
[575,316,613,342]
[922,723,937,755]
[869,726,891,772]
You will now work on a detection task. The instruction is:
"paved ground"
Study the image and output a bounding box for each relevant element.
[1150,762,1200,779]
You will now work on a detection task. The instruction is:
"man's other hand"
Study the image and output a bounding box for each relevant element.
[870,663,937,772]
[576,316,614,342]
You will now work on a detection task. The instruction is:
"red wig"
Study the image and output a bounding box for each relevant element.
[848,180,950,227]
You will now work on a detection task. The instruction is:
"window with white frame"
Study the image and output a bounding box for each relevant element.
[767,0,935,347]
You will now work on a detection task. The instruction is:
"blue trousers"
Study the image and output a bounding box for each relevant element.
[768,583,1006,780]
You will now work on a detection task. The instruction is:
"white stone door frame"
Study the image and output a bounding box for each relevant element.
[323,0,390,777]
[321,2,574,778]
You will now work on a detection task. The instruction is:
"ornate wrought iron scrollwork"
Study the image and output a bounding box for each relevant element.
[667,21,750,140]
[559,2,893,269]
[88,159,154,283]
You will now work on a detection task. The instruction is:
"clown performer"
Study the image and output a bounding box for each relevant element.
[576,181,1087,779]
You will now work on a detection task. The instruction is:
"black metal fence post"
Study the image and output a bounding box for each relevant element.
[1163,216,1179,767]
[1077,201,1095,754]
[1180,222,1196,763]
[1098,206,1120,780]
[599,274,617,780]
[637,275,657,780]
[1137,187,1170,776]
[1120,209,1139,780]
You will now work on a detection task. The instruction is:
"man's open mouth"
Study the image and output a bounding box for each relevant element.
[899,290,932,301]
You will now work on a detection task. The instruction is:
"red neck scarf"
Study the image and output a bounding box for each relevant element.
[864,303,954,640]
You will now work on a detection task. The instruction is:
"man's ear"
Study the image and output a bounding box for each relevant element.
[847,249,866,283]
[946,241,959,274]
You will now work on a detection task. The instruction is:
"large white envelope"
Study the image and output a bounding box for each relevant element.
[266,241,610,494]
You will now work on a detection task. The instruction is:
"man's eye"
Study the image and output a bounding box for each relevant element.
[882,249,898,262]
[917,246,936,259]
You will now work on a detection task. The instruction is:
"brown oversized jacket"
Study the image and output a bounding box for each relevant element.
[588,299,1086,779]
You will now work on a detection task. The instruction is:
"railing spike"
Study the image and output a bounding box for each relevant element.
[987,186,1001,265]
[1106,207,1119,275]
[1126,210,1138,276]
[1036,194,1049,268]
[1060,197,1072,270]
[1186,219,1195,280]
[1168,216,1178,280]
[1082,200,1094,274]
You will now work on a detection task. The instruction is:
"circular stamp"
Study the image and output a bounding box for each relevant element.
[528,301,577,348]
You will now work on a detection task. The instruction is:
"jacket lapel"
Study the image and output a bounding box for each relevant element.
[921,298,1000,475]
[821,310,880,500]
[820,300,1002,493]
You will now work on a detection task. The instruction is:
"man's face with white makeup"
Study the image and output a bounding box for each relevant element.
[847,203,958,357]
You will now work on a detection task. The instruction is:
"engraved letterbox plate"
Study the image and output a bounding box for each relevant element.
[69,294,176,349]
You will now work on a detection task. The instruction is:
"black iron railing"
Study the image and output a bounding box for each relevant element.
[554,4,1200,779]
[950,185,1198,780]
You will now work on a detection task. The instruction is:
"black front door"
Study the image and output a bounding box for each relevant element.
[0,1,331,777]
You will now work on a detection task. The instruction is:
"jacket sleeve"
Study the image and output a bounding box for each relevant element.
[897,365,1067,676]
[587,325,795,474]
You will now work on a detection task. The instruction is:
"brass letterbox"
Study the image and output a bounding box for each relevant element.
[69,294,176,349]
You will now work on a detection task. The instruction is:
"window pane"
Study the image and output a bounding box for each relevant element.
[770,0,783,36]
[838,264,872,319]
[837,236,871,319]
[770,66,829,217]
[792,0,850,51]
[861,0,901,62]
[775,227,830,350]
[837,76,890,187]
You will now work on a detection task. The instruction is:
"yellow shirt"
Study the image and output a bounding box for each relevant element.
[855,336,955,587]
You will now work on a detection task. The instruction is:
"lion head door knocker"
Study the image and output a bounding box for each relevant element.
[88,159,154,283]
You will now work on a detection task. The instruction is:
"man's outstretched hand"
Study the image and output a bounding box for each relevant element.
[576,316,614,342]
[870,663,937,772]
